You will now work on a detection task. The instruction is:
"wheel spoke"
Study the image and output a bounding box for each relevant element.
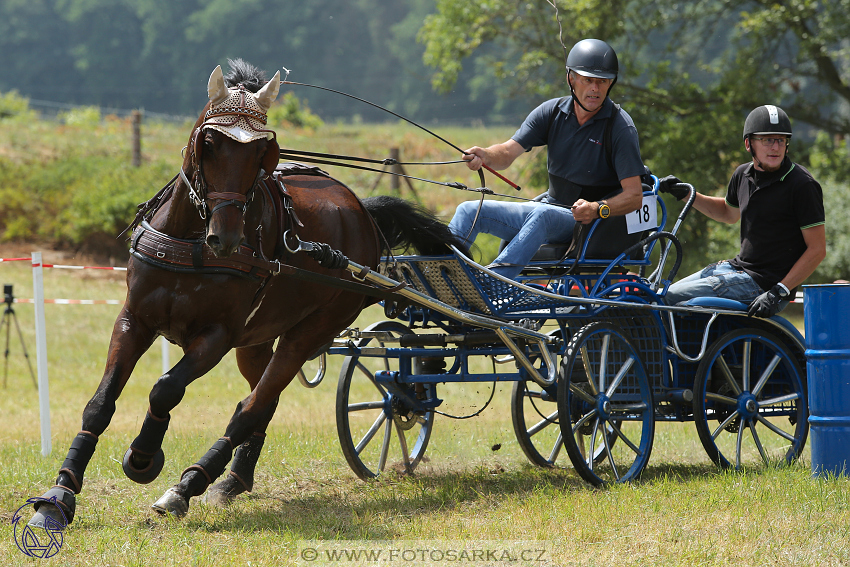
[717,354,743,396]
[605,356,635,398]
[569,382,597,405]
[602,422,620,481]
[395,422,412,473]
[736,420,745,468]
[759,392,800,406]
[348,400,385,412]
[528,410,559,437]
[755,414,798,442]
[378,417,392,472]
[548,432,564,463]
[572,408,599,434]
[355,412,387,454]
[607,419,641,455]
[705,392,738,406]
[749,421,768,463]
[588,418,600,470]
[598,334,610,393]
[580,347,599,395]
[742,339,752,391]
[355,360,387,397]
[711,410,741,441]
[752,354,782,396]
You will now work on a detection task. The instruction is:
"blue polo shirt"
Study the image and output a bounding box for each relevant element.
[511,97,645,203]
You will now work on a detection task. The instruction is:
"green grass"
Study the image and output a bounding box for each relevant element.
[1,256,849,566]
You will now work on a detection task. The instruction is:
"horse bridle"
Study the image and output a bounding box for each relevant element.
[179,89,280,223]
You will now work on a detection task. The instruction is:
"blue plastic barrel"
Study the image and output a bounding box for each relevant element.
[804,284,850,477]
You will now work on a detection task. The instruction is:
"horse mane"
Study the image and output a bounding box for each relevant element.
[224,58,267,93]
[362,196,469,257]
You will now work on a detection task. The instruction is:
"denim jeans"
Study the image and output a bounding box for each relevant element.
[448,197,576,279]
[664,261,764,305]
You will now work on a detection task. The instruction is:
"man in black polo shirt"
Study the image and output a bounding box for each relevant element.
[448,38,644,280]
[661,105,826,317]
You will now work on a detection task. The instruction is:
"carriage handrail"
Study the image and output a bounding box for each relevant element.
[664,311,721,363]
[648,183,696,290]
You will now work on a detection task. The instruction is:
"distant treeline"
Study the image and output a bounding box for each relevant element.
[0,0,529,124]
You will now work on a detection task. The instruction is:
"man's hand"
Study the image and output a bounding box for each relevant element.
[658,175,689,201]
[747,284,788,318]
[571,199,598,224]
[462,147,487,171]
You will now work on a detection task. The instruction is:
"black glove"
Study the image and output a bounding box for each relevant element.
[658,175,689,200]
[747,284,789,318]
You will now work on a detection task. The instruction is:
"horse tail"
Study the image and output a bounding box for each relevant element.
[362,196,469,257]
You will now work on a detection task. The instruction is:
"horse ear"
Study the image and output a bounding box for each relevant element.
[208,65,229,105]
[262,137,280,175]
[255,70,281,112]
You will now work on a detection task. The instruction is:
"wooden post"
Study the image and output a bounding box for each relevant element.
[390,147,401,193]
[131,110,142,167]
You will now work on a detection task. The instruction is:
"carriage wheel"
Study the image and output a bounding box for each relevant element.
[336,320,434,480]
[693,328,807,469]
[511,329,566,467]
[557,321,655,486]
[510,328,620,468]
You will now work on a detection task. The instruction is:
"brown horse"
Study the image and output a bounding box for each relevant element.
[29,59,465,527]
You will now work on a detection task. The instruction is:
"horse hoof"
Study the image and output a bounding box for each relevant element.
[28,503,68,531]
[204,476,245,507]
[122,447,165,484]
[151,487,189,518]
[28,487,75,528]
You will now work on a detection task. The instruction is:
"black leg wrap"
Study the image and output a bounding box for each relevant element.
[58,431,98,494]
[230,433,266,492]
[182,438,234,492]
[130,409,170,456]
[32,486,76,527]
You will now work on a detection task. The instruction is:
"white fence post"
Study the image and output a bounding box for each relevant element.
[32,252,51,456]
[161,336,170,375]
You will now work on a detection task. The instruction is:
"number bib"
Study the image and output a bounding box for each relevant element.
[626,195,657,234]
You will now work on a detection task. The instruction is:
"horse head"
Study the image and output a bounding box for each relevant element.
[185,64,281,257]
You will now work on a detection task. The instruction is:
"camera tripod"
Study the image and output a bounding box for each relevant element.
[2,284,37,389]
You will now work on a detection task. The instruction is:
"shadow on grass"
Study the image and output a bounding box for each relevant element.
[173,464,593,538]
[168,460,765,538]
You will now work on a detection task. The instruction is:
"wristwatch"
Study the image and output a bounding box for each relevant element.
[596,201,610,219]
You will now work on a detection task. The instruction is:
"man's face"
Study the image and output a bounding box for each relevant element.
[570,73,612,113]
[746,135,789,172]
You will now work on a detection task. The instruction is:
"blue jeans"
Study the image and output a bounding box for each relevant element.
[448,197,576,279]
[665,261,763,305]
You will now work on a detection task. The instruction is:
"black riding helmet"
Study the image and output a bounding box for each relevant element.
[566,39,618,112]
[743,104,792,140]
[743,105,792,167]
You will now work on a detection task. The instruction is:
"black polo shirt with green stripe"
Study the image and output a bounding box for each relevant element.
[725,156,825,291]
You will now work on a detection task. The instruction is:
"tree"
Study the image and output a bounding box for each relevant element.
[418,0,850,277]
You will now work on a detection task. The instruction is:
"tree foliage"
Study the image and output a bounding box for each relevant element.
[419,0,850,279]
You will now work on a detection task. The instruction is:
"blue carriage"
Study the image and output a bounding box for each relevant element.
[320,180,807,486]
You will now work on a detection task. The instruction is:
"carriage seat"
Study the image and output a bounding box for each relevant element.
[679,296,748,311]
[517,182,661,269]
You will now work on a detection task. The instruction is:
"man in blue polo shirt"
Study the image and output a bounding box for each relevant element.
[448,38,645,279]
[661,105,826,317]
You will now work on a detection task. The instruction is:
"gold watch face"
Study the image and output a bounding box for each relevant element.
[598,203,610,219]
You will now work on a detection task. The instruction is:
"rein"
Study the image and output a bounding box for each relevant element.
[282,80,521,192]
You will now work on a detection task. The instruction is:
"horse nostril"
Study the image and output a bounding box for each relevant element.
[206,234,221,252]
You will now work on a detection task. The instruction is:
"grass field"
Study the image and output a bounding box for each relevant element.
[1,248,848,567]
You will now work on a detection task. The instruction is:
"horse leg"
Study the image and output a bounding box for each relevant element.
[121,326,230,485]
[206,341,277,505]
[29,308,156,528]
[155,314,348,517]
